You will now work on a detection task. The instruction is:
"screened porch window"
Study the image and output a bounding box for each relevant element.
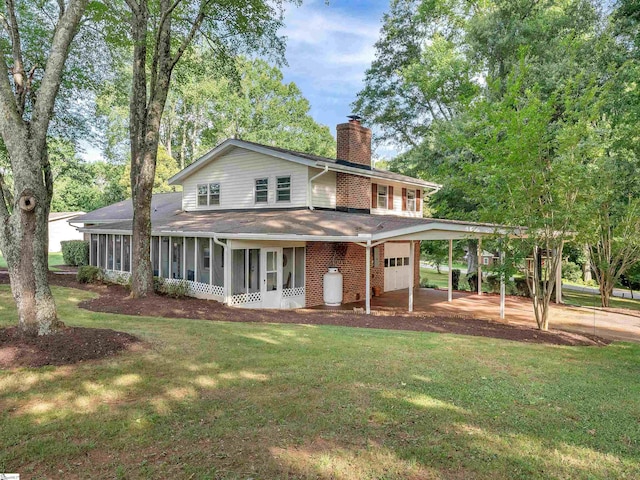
[186,238,195,281]
[152,236,160,276]
[232,249,259,295]
[377,185,388,209]
[114,235,122,270]
[255,178,268,203]
[107,234,114,270]
[276,176,291,202]
[282,247,305,289]
[90,234,98,267]
[123,235,131,272]
[197,238,210,283]
[161,236,170,278]
[171,237,183,279]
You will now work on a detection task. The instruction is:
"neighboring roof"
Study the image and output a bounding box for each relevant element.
[49,212,85,222]
[71,192,182,224]
[167,138,441,190]
[80,195,524,242]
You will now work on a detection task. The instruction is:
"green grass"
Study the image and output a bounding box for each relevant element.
[563,290,640,311]
[1,286,640,479]
[0,251,65,271]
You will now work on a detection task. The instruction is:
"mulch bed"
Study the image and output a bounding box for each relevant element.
[0,326,141,368]
[0,270,609,348]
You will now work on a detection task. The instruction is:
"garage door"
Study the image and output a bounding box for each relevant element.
[384,243,411,291]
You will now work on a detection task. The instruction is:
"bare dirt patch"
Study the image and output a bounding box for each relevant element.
[0,326,141,369]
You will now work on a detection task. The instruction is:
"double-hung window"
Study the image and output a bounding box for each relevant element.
[377,185,388,209]
[255,178,268,203]
[407,189,416,211]
[276,176,291,202]
[197,182,220,206]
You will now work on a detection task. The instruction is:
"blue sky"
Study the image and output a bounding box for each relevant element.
[280,0,388,137]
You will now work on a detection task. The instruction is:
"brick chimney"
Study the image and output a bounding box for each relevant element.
[335,115,372,213]
[336,115,372,166]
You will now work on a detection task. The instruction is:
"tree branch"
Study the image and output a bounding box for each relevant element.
[0,171,9,221]
[170,1,211,70]
[5,0,26,115]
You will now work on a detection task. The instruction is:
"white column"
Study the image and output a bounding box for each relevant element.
[500,250,505,320]
[448,239,453,303]
[194,238,198,282]
[224,239,232,305]
[209,238,213,285]
[111,235,115,271]
[477,237,482,295]
[168,237,173,278]
[120,235,124,271]
[158,237,162,278]
[409,240,414,312]
[182,236,186,279]
[89,235,93,266]
[365,243,371,314]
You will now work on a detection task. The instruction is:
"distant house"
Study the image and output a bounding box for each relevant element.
[49,212,84,252]
[73,116,517,311]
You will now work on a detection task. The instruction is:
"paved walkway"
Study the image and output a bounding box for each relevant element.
[315,288,640,343]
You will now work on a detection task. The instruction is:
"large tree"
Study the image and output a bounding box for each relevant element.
[118,0,296,297]
[0,0,88,335]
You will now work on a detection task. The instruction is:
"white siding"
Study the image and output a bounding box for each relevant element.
[181,147,309,211]
[371,180,423,218]
[49,219,84,252]
[309,168,336,209]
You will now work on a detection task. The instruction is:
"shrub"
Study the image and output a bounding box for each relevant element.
[452,269,461,290]
[485,274,501,293]
[513,277,530,297]
[61,240,89,266]
[467,272,478,292]
[562,261,582,283]
[163,280,190,298]
[153,276,164,293]
[77,265,101,284]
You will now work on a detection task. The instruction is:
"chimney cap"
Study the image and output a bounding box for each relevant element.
[347,114,363,124]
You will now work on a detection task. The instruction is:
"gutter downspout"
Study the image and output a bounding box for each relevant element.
[212,235,230,305]
[308,165,329,210]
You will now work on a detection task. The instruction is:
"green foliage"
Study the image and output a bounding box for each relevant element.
[61,240,89,267]
[158,279,189,298]
[76,265,101,284]
[563,261,583,283]
[485,275,501,294]
[513,277,530,297]
[119,145,180,196]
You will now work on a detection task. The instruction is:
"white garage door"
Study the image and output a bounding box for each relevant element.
[384,243,411,291]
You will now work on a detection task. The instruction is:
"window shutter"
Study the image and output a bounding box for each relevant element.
[371,183,377,208]
[416,189,421,211]
[388,186,394,209]
[402,188,407,210]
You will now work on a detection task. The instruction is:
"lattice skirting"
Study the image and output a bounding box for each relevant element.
[163,278,225,300]
[230,291,262,306]
[282,287,305,298]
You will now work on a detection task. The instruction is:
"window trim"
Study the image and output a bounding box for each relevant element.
[197,182,221,207]
[407,189,416,212]
[255,177,269,204]
[377,185,388,209]
[276,175,292,203]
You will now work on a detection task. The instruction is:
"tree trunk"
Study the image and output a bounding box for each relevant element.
[1,147,61,336]
[583,244,592,282]
[130,163,154,297]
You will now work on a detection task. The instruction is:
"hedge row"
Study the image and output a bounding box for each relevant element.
[61,240,89,266]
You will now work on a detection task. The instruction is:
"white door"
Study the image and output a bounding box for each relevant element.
[261,248,282,308]
[384,243,411,291]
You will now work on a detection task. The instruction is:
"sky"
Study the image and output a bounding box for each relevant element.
[279,0,389,137]
[81,1,390,162]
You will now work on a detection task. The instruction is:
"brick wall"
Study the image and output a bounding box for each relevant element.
[336,173,371,212]
[336,121,372,166]
[305,241,420,308]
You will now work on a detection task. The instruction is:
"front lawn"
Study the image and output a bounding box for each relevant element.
[0,251,65,271]
[1,285,639,479]
[563,290,640,312]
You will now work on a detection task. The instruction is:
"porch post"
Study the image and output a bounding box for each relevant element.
[477,237,482,296]
[209,238,213,285]
[409,240,414,312]
[225,239,232,306]
[365,242,371,314]
[448,239,453,303]
[500,250,505,320]
[194,238,198,281]
[158,237,162,278]
[182,236,186,280]
[169,237,173,278]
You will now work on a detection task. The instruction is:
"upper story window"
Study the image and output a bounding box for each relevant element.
[407,189,416,211]
[377,185,387,209]
[255,178,268,203]
[276,176,291,202]
[197,182,220,206]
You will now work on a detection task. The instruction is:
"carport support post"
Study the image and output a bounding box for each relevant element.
[409,240,415,312]
[448,239,453,302]
[500,251,505,320]
[365,242,371,315]
[477,237,482,295]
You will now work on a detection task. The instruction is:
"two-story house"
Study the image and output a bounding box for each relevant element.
[75,117,509,311]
